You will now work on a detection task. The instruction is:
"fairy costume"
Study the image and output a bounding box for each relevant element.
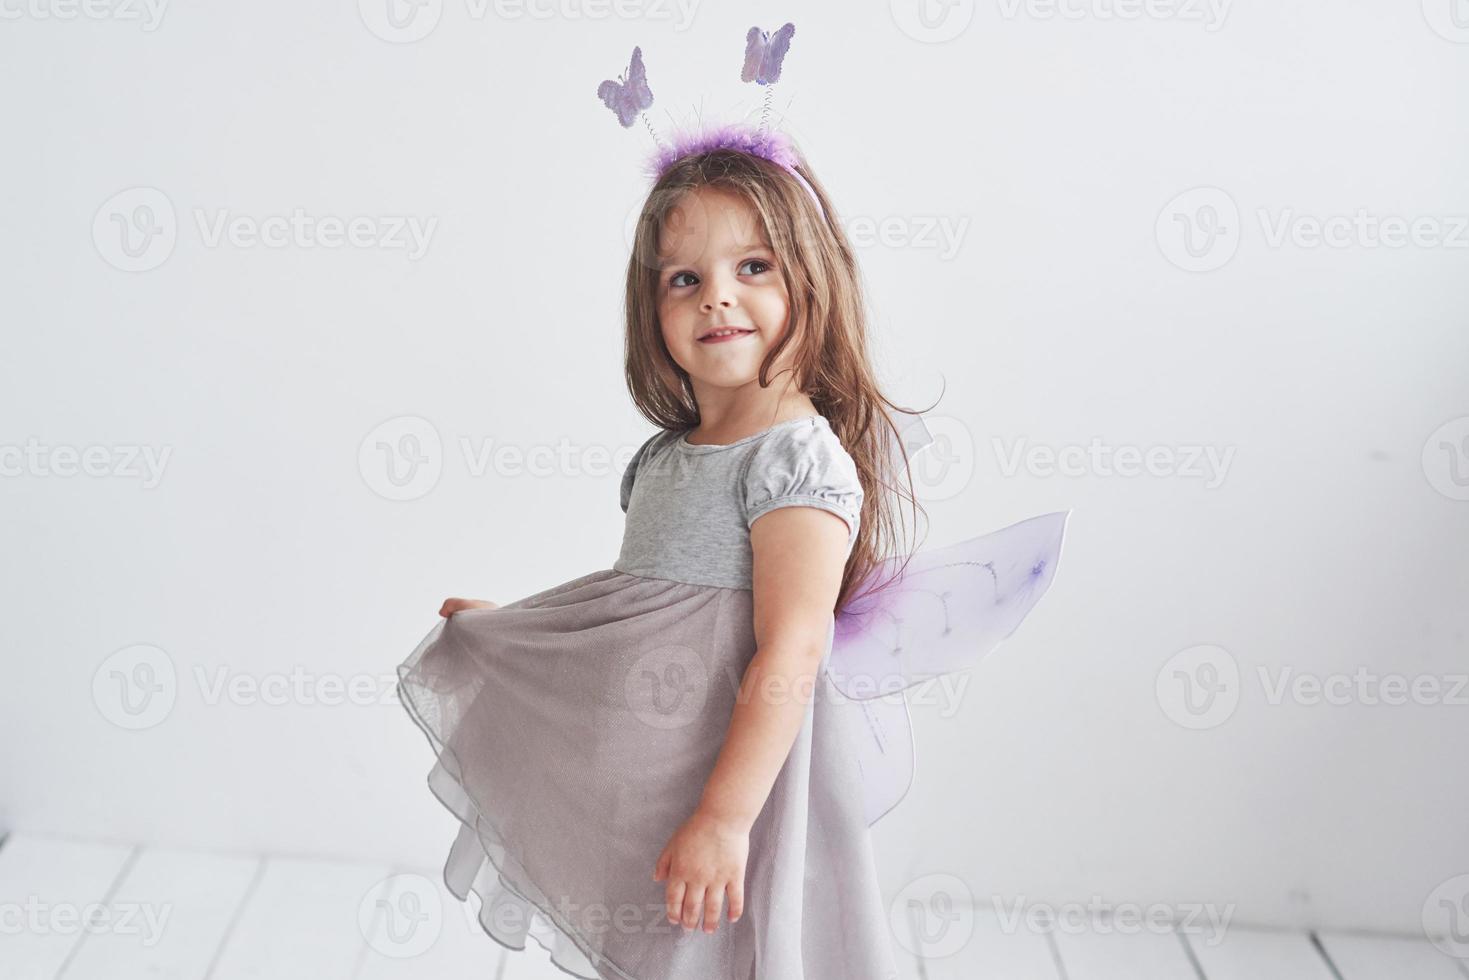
[396,414,1068,978]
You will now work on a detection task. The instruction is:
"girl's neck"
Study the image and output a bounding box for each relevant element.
[686,393,820,446]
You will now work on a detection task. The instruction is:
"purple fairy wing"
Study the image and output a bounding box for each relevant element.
[597,45,654,128]
[829,510,1071,702]
[829,509,1069,825]
[826,680,915,826]
[741,22,796,86]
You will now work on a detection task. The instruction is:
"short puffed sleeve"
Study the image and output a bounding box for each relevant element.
[619,430,666,513]
[742,419,864,547]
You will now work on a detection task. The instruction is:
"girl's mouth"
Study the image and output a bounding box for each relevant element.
[698,328,755,344]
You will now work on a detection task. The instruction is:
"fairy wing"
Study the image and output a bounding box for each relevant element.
[829,510,1070,825]
[830,510,1070,701]
[825,412,1070,823]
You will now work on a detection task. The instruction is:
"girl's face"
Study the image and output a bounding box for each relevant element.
[655,185,793,392]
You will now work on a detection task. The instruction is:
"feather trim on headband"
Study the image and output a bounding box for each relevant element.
[642,123,800,182]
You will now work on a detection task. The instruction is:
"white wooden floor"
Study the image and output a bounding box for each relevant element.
[4,831,1466,980]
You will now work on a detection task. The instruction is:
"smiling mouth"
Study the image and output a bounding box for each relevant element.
[698,327,756,342]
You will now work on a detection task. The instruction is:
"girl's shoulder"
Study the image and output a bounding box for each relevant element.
[740,415,863,545]
[619,415,862,538]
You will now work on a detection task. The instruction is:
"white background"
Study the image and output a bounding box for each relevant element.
[2,0,1467,939]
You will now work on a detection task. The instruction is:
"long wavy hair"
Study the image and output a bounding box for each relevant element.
[622,142,939,613]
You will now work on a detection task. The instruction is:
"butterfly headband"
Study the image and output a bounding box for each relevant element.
[595,23,824,213]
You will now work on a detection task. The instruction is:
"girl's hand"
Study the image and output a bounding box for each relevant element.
[652,809,749,934]
[438,598,499,618]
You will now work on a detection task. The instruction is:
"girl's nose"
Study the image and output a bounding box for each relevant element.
[698,275,736,312]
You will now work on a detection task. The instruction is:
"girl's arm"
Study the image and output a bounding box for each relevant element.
[653,503,851,933]
[701,504,849,825]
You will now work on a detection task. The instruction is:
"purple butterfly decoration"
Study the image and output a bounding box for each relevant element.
[597,45,654,128]
[741,22,795,86]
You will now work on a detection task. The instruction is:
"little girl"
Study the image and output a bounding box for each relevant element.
[397,132,932,979]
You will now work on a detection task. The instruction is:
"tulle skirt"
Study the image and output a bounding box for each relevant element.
[396,567,901,980]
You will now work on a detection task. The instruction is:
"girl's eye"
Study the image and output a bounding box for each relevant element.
[668,258,774,289]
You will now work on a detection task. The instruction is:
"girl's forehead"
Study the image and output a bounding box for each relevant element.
[657,188,772,259]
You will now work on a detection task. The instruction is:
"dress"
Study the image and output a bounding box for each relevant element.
[396,413,1070,980]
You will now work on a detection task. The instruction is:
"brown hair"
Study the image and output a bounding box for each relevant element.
[622,144,938,612]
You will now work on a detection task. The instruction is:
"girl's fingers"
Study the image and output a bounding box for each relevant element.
[653,851,669,881]
[665,879,686,925]
[681,883,707,930]
[703,885,724,933]
[727,881,744,922]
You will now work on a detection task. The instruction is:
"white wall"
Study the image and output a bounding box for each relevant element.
[2,0,1465,940]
